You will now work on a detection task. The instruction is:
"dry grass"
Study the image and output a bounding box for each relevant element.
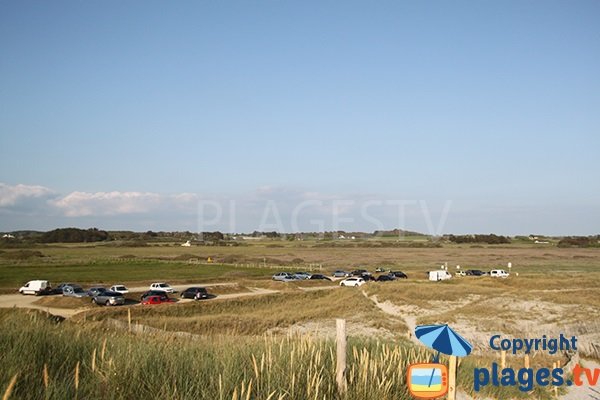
[33,296,90,309]
[78,289,406,337]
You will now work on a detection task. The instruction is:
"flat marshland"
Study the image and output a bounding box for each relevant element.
[0,240,598,399]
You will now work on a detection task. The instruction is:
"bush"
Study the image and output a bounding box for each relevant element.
[557,236,599,248]
[39,228,110,243]
[0,250,45,260]
[446,234,511,244]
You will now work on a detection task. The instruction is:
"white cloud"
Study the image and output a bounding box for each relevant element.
[49,191,201,217]
[0,183,54,207]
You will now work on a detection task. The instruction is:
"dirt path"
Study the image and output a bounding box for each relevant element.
[0,284,279,318]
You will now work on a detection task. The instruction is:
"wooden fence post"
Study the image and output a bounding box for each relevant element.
[336,319,347,395]
[448,355,457,400]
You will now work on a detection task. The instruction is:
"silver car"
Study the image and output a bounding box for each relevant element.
[293,272,311,280]
[92,291,125,306]
[272,272,295,282]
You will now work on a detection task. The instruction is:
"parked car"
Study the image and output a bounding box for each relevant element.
[293,272,311,280]
[181,287,209,300]
[490,269,510,278]
[332,270,350,278]
[360,273,377,281]
[51,282,76,295]
[309,274,332,281]
[141,295,176,305]
[140,290,169,301]
[375,267,389,273]
[109,284,129,294]
[272,272,295,281]
[455,271,466,277]
[465,270,487,276]
[351,269,369,277]
[376,275,395,282]
[92,291,125,306]
[340,277,366,287]
[149,282,175,293]
[389,271,408,279]
[18,280,51,296]
[87,287,107,297]
[63,284,88,297]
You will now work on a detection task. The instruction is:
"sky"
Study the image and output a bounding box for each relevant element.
[0,0,599,235]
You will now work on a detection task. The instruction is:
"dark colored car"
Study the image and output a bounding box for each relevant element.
[466,270,486,276]
[141,290,169,301]
[51,282,76,295]
[92,291,125,306]
[181,287,209,300]
[62,284,87,298]
[309,274,332,281]
[376,275,395,282]
[389,271,408,279]
[351,269,370,277]
[360,273,377,281]
[87,287,107,297]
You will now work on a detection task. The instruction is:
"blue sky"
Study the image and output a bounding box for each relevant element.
[1,1,599,234]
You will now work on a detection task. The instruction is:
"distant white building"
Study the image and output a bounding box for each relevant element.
[2,234,15,239]
[181,240,191,247]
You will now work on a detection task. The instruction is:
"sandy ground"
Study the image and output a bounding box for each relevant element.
[363,290,600,400]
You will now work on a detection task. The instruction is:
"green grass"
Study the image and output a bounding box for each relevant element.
[0,260,273,289]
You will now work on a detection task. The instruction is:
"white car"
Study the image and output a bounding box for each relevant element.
[149,282,175,293]
[490,269,509,278]
[339,277,365,287]
[110,284,129,294]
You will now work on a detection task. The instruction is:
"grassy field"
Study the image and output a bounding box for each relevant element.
[1,241,599,399]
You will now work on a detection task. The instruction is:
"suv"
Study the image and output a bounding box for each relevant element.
[490,269,509,278]
[92,291,125,306]
[149,282,175,293]
[181,287,209,300]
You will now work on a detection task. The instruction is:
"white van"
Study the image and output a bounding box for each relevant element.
[429,270,452,281]
[19,280,51,295]
[490,269,509,278]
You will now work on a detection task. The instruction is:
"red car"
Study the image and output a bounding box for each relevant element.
[141,295,176,305]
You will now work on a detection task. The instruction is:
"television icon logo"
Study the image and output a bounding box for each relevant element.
[407,363,448,399]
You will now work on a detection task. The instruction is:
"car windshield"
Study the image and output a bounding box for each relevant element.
[159,284,169,288]
[115,286,126,290]
[105,291,121,296]
[74,287,85,293]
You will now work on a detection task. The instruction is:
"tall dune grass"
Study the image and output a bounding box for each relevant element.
[0,309,550,399]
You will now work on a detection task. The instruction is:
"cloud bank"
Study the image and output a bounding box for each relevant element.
[0,182,598,236]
